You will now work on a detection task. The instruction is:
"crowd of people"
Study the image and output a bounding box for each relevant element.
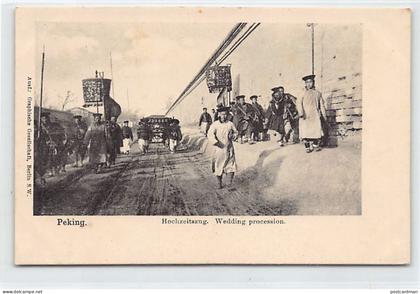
[35,112,129,181]
[200,74,327,151]
[205,74,328,188]
[34,111,186,184]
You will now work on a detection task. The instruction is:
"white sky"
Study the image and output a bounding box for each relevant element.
[35,22,234,116]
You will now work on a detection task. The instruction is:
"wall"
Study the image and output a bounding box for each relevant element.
[168,23,362,133]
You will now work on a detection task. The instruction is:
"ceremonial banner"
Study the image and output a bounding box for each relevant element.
[205,65,232,93]
[82,78,111,103]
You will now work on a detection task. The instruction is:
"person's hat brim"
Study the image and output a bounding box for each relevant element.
[271,86,284,92]
[302,74,316,81]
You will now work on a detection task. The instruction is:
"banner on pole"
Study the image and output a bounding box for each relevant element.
[205,65,232,93]
[82,78,111,103]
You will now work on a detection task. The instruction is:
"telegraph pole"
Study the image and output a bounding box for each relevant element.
[37,45,46,139]
[307,23,315,75]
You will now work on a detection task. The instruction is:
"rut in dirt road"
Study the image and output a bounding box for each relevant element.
[36,142,298,216]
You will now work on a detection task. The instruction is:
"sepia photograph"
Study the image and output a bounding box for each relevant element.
[32,21,362,216]
[14,7,410,265]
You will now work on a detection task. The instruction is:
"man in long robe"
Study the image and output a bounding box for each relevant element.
[84,113,108,173]
[71,115,88,167]
[296,74,327,153]
[207,106,238,189]
[40,112,68,176]
[231,95,255,144]
[121,120,133,154]
[137,120,152,155]
[168,119,183,153]
[266,87,286,145]
[108,116,123,165]
[249,95,265,141]
[282,92,300,144]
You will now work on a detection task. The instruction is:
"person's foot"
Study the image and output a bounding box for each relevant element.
[306,148,313,153]
[96,166,102,174]
[314,145,322,152]
[278,141,284,147]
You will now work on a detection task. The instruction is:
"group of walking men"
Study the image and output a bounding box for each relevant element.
[35,112,135,182]
[199,87,302,147]
[82,114,137,173]
[206,74,328,188]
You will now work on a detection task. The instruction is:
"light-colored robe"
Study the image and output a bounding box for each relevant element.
[207,120,238,176]
[83,122,108,164]
[297,88,327,139]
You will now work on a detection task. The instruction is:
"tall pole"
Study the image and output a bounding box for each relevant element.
[307,23,315,75]
[311,23,315,75]
[37,45,46,139]
[110,52,115,98]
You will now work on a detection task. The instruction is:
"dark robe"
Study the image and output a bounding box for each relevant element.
[232,102,255,136]
[71,121,88,161]
[122,126,133,140]
[250,102,265,132]
[266,98,285,134]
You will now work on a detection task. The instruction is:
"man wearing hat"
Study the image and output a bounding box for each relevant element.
[168,118,183,153]
[296,75,327,153]
[121,120,133,154]
[71,115,88,167]
[137,119,152,155]
[83,113,108,173]
[207,106,238,189]
[198,107,213,137]
[39,112,68,176]
[266,87,286,146]
[231,95,255,144]
[107,116,123,166]
[34,119,49,184]
[249,95,265,141]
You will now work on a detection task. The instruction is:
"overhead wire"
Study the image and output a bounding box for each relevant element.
[166,22,261,115]
[165,23,246,115]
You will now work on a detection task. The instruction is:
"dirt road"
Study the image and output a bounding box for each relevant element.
[35,142,295,216]
[35,133,361,216]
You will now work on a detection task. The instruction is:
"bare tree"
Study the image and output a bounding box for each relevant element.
[61,90,75,110]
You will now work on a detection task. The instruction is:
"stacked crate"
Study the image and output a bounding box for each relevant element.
[323,72,362,146]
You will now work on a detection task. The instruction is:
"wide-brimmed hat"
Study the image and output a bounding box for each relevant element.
[302,74,316,81]
[250,95,259,100]
[271,86,284,92]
